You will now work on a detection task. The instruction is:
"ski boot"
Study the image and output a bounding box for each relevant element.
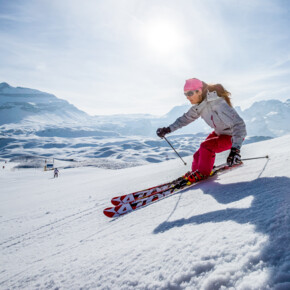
[172,170,205,189]
[183,170,206,185]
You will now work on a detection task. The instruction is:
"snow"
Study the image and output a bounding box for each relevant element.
[1,135,290,289]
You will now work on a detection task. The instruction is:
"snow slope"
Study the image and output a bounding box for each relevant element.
[1,136,290,289]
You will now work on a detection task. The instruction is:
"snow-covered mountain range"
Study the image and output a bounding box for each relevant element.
[0,82,88,125]
[1,82,290,137]
[0,82,289,167]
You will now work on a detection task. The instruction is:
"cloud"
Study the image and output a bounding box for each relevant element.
[0,0,289,115]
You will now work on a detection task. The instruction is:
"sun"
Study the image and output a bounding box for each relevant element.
[142,19,185,56]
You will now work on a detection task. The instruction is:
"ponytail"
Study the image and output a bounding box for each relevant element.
[201,82,233,107]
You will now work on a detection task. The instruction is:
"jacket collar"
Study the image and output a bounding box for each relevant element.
[192,90,219,112]
[206,90,219,102]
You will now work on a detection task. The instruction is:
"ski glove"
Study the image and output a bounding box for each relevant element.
[227,147,241,166]
[156,127,171,138]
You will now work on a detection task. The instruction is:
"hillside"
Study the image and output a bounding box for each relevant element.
[1,135,289,289]
[0,82,88,125]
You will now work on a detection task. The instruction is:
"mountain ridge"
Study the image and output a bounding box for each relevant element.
[1,82,290,137]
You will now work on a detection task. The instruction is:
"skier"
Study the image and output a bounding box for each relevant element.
[157,78,247,184]
[54,168,59,178]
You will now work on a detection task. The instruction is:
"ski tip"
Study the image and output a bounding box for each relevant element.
[103,207,117,218]
[111,199,121,206]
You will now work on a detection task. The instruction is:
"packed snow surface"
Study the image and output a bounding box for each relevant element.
[1,136,290,289]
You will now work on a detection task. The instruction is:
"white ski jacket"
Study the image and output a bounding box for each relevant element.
[169,91,247,149]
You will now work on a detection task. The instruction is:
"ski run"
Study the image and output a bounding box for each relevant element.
[1,135,290,289]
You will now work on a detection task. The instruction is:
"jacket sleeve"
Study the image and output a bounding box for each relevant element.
[169,106,200,133]
[218,101,247,149]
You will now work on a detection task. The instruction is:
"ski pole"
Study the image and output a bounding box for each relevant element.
[163,136,187,166]
[242,155,269,161]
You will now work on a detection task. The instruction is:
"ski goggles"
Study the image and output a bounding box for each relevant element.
[184,90,199,97]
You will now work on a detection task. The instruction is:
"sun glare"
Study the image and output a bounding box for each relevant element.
[142,20,185,56]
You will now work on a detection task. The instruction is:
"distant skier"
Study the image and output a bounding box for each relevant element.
[157,78,247,184]
[54,168,59,178]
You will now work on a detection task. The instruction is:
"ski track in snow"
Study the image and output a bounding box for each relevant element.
[1,136,290,289]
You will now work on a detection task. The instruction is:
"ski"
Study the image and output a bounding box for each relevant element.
[111,180,183,206]
[104,162,243,218]
[111,162,241,206]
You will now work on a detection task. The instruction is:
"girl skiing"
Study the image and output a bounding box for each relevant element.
[157,78,247,184]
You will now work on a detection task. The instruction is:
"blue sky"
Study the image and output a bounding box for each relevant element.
[0,0,290,115]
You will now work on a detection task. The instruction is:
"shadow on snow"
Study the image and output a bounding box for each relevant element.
[153,167,290,287]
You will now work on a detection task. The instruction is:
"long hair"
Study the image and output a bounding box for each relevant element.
[201,82,232,107]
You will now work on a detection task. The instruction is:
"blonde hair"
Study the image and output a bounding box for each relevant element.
[202,82,232,107]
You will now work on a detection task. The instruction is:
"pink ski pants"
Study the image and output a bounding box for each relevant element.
[192,131,232,176]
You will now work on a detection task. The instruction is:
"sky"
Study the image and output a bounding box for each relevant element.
[0,0,290,116]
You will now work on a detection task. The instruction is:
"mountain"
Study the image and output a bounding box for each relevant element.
[1,135,290,289]
[0,82,289,165]
[240,99,290,137]
[0,82,89,125]
[1,82,290,137]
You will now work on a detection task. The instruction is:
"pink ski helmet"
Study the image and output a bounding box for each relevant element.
[184,78,203,91]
